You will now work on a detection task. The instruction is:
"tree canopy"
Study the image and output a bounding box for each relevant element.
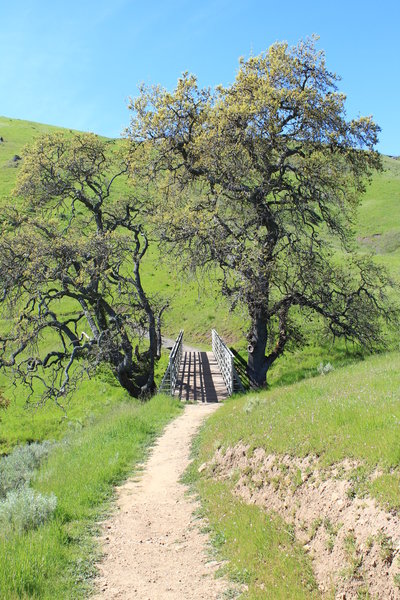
[127,36,396,386]
[0,132,165,402]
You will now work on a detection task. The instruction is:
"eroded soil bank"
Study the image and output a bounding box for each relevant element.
[209,445,400,599]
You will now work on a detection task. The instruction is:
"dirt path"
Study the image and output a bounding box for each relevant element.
[94,404,228,600]
[161,335,203,354]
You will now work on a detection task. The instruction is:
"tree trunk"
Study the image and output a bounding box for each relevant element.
[143,311,156,395]
[112,349,154,399]
[117,367,141,397]
[247,308,269,387]
[133,258,157,396]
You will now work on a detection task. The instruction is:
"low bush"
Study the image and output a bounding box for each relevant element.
[0,485,57,534]
[0,441,54,498]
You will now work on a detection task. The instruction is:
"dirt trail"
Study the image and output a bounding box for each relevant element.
[94,403,228,600]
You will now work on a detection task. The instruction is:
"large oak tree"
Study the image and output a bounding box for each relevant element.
[127,37,395,386]
[0,133,165,401]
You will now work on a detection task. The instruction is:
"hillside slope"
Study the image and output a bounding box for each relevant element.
[2,117,399,343]
[357,155,400,275]
[0,115,242,346]
[189,351,400,599]
[1,116,399,402]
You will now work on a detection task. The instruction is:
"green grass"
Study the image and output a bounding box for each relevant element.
[194,482,319,599]
[210,352,400,467]
[184,352,400,597]
[357,156,400,275]
[0,393,181,599]
[193,351,400,509]
[358,157,400,237]
[0,373,125,455]
[0,347,171,456]
[235,336,368,390]
[185,440,320,598]
[140,248,244,345]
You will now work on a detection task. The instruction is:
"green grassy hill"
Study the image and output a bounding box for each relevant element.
[1,115,399,345]
[357,155,400,274]
[1,115,400,598]
[1,115,399,442]
[187,351,400,598]
[0,117,63,204]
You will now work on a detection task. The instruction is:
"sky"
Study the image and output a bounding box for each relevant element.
[0,0,398,154]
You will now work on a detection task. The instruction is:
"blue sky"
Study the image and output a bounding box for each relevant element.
[0,0,398,154]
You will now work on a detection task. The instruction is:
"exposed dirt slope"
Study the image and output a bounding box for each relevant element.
[211,445,400,599]
[94,404,228,600]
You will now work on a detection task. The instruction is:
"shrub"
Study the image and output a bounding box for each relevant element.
[317,362,334,376]
[0,441,54,498]
[0,485,57,534]
[244,396,265,414]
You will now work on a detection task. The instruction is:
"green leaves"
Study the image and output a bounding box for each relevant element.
[126,36,391,385]
[0,131,163,401]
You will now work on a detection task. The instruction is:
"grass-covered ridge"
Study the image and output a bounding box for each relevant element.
[195,352,400,474]
[0,116,69,202]
[357,156,400,265]
[1,116,399,345]
[185,352,400,597]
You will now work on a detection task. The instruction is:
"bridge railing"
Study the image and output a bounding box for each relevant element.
[158,330,184,396]
[211,329,245,396]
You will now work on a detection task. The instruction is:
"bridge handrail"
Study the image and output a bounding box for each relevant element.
[158,330,184,396]
[211,329,244,395]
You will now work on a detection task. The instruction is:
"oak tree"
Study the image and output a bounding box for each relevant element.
[0,133,165,401]
[127,37,395,386]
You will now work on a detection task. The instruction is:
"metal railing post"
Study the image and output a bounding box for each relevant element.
[159,330,184,396]
[211,329,244,396]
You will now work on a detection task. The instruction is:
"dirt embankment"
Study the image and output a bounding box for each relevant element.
[209,445,400,599]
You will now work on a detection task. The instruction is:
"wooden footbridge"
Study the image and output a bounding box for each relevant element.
[159,330,244,402]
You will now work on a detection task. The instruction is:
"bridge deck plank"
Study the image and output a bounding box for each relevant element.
[175,351,228,403]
